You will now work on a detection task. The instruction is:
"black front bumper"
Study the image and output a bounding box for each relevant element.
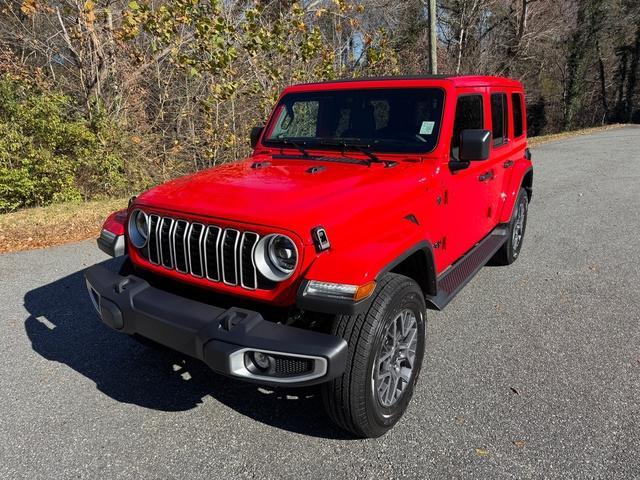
[84,265,347,387]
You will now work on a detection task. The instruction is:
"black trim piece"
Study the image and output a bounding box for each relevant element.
[85,265,348,387]
[250,126,264,149]
[251,161,271,169]
[97,231,125,258]
[379,241,437,297]
[297,75,450,87]
[522,166,534,201]
[306,166,326,174]
[272,154,369,166]
[425,225,508,310]
[312,226,331,252]
[404,214,419,225]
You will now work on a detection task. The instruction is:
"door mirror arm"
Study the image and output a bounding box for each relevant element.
[250,125,265,149]
[449,159,470,172]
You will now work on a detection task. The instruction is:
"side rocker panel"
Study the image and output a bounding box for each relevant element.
[425,224,509,310]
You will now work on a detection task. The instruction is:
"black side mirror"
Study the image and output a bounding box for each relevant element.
[459,129,491,161]
[250,126,264,149]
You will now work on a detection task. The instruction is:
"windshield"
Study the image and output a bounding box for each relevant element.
[263,88,445,154]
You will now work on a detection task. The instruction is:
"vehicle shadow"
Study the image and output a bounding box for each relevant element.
[23,258,351,440]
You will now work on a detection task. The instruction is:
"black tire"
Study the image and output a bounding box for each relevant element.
[321,273,426,438]
[491,187,529,266]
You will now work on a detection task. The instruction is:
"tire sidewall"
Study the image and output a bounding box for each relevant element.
[364,282,426,433]
[510,189,528,260]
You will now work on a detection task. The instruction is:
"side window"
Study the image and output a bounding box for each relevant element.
[511,93,524,138]
[451,95,484,154]
[491,93,508,146]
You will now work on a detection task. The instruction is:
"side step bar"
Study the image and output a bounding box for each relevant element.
[425,225,509,310]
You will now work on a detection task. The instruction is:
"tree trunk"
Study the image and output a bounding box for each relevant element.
[596,40,609,123]
[624,25,640,121]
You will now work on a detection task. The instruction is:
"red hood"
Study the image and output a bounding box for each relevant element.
[135,155,430,243]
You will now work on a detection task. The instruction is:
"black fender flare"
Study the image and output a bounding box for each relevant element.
[377,240,437,297]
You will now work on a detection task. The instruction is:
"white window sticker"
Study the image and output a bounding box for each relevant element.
[419,121,435,135]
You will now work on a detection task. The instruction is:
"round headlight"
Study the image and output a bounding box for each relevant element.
[254,234,298,281]
[268,235,297,273]
[128,209,149,249]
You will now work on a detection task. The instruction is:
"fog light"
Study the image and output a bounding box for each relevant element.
[252,351,272,371]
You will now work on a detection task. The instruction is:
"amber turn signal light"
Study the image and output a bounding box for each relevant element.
[354,281,376,301]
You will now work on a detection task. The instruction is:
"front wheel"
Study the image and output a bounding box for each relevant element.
[321,273,426,438]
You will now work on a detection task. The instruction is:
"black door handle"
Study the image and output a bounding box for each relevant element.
[503,160,514,168]
[478,171,494,182]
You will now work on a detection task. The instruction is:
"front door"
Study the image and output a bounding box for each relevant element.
[441,89,492,266]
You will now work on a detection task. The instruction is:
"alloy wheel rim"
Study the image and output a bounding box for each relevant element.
[512,202,525,253]
[374,308,418,408]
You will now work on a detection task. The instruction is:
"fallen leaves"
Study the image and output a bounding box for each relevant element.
[0,198,127,254]
[475,448,490,457]
[513,440,526,448]
[20,0,38,16]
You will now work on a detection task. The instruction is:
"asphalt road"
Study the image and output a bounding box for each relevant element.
[1,127,639,479]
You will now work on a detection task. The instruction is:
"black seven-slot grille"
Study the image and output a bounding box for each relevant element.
[142,214,262,290]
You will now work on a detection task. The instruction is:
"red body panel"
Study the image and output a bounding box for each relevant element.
[109,76,532,307]
[103,209,127,236]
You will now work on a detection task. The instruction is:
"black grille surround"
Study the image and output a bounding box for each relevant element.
[141,214,264,291]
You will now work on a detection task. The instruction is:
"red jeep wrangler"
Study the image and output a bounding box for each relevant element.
[86,75,532,437]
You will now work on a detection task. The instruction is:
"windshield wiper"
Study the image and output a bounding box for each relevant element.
[349,144,382,165]
[317,138,396,167]
[277,139,311,158]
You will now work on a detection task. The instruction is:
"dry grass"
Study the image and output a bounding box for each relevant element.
[0,124,632,255]
[0,198,127,254]
[528,123,627,147]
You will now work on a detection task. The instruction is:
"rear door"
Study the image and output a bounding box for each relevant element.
[499,91,528,219]
[486,89,512,228]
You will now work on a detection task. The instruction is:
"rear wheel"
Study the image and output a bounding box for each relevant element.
[321,273,426,438]
[492,187,529,265]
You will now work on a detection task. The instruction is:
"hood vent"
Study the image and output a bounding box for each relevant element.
[251,161,271,169]
[306,166,326,174]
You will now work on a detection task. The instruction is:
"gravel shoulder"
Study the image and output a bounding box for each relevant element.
[0,126,638,479]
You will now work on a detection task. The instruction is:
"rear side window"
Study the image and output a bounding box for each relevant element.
[451,95,484,153]
[491,93,508,146]
[511,93,524,138]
